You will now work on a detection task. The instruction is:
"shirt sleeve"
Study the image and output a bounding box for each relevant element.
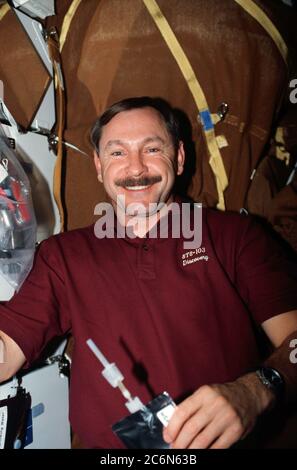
[235,217,297,325]
[0,236,71,364]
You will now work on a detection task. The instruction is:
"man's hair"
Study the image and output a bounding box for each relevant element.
[90,96,180,154]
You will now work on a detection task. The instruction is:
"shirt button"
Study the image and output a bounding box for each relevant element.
[143,243,149,251]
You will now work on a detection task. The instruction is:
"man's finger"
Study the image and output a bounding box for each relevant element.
[187,423,225,449]
[169,409,213,449]
[163,392,203,443]
[209,423,244,449]
[185,407,239,449]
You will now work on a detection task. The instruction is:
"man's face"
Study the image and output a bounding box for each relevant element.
[93,107,184,217]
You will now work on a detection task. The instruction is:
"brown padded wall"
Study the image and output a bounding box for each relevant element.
[0,7,50,129]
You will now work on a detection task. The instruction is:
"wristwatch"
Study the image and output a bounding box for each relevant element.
[255,367,285,400]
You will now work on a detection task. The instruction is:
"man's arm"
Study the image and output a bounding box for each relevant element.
[261,311,297,405]
[163,310,297,449]
[0,330,26,383]
[0,237,71,383]
[262,310,297,347]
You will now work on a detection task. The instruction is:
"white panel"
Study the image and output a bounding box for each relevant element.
[12,1,55,19]
[31,81,56,132]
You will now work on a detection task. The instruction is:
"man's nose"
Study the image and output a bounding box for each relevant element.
[127,151,147,176]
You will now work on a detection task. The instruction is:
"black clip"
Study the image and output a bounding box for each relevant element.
[48,133,58,153]
[217,102,229,121]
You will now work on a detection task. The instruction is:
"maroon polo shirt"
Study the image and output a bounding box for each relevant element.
[0,206,296,448]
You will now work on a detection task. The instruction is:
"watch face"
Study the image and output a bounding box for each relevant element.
[264,368,282,385]
[261,367,284,398]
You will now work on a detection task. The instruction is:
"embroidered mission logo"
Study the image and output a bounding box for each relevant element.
[182,247,208,266]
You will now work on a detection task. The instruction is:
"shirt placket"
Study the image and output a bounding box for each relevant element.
[137,241,156,280]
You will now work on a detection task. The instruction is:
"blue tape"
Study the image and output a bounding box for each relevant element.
[199,110,214,131]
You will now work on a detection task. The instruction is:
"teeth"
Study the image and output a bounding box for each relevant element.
[125,185,149,190]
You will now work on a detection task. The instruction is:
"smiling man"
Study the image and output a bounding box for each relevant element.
[0,97,297,449]
[91,97,185,235]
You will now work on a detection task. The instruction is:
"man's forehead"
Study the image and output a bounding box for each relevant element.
[104,135,167,149]
[107,107,164,126]
[100,107,169,145]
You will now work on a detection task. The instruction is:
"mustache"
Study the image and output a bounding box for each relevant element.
[115,175,162,187]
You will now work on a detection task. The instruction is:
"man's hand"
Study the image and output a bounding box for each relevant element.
[163,373,275,449]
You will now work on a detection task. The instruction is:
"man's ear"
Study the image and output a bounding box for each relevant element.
[93,151,103,183]
[176,141,185,176]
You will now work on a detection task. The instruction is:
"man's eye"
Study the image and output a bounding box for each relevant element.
[146,147,160,153]
[110,150,124,157]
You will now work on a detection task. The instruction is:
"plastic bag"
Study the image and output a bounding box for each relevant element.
[0,125,37,291]
[112,392,176,449]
